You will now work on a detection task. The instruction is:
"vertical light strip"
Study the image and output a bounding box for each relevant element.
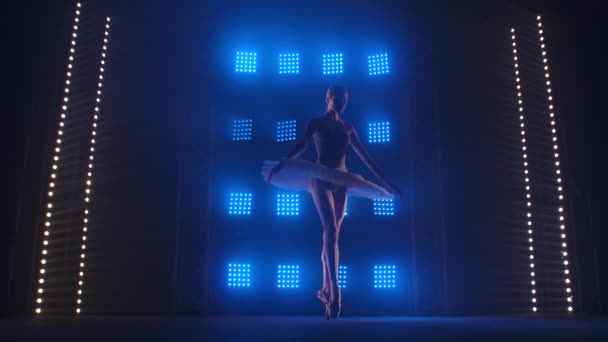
[536,15,573,313]
[35,2,83,316]
[510,28,538,313]
[75,16,111,315]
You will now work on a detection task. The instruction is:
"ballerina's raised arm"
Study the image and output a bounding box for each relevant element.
[266,118,318,183]
[348,123,403,200]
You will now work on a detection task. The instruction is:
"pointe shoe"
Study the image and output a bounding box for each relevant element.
[328,300,342,319]
[328,289,342,319]
[317,289,330,306]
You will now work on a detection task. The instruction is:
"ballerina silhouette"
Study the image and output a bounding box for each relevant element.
[264,85,403,319]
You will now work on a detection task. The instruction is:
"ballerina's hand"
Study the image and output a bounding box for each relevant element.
[388,183,404,200]
[266,162,283,183]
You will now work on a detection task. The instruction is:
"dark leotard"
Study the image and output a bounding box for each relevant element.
[313,116,352,171]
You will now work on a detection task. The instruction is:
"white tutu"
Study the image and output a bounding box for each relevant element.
[260,159,394,200]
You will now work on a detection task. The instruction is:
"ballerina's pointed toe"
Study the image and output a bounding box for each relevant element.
[327,299,341,319]
[317,289,329,306]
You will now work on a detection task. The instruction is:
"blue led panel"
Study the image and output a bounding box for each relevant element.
[338,265,347,288]
[277,193,299,216]
[374,265,396,288]
[368,53,390,75]
[277,265,300,288]
[323,53,343,75]
[368,121,391,143]
[228,192,252,215]
[232,119,253,141]
[227,263,251,287]
[373,199,394,216]
[279,53,300,74]
[235,51,257,73]
[276,120,297,142]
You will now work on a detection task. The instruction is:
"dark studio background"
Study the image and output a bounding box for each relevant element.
[3,0,607,316]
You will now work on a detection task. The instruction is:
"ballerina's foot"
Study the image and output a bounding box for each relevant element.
[328,288,342,319]
[328,299,342,319]
[317,289,330,306]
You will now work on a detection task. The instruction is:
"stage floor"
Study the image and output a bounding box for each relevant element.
[2,315,608,341]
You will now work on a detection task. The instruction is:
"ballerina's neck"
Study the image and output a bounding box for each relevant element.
[324,111,341,121]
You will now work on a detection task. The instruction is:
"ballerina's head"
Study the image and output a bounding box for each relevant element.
[326,85,349,114]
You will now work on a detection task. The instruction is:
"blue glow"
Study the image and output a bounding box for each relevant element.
[232,119,253,141]
[276,120,297,142]
[373,198,395,216]
[374,265,396,288]
[368,121,391,143]
[235,51,257,73]
[276,193,299,216]
[323,53,343,75]
[277,264,300,288]
[228,192,253,215]
[338,265,347,288]
[227,263,252,288]
[279,53,300,74]
[368,53,390,75]
[343,196,349,216]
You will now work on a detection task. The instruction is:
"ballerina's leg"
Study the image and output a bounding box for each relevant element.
[310,178,341,318]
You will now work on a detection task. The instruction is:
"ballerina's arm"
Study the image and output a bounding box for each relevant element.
[348,124,392,187]
[283,118,318,160]
[266,119,318,183]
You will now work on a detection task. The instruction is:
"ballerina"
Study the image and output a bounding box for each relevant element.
[262,85,403,319]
